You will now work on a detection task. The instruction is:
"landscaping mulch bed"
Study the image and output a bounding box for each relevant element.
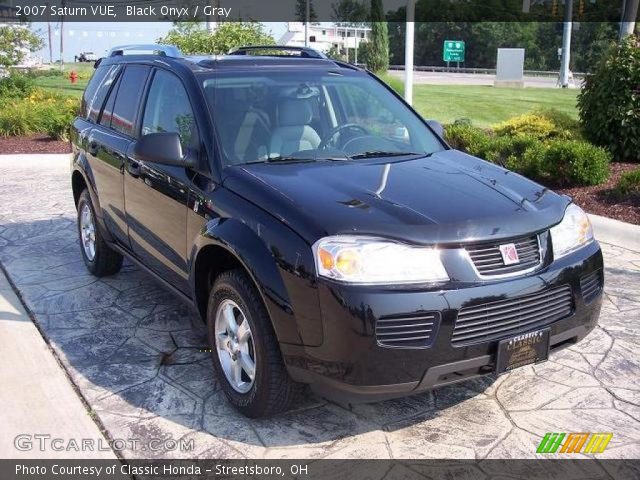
[0,134,71,154]
[557,162,640,226]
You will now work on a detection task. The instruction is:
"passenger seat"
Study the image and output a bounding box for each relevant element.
[269,99,321,157]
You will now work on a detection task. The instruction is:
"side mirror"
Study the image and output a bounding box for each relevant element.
[133,132,195,168]
[426,119,444,138]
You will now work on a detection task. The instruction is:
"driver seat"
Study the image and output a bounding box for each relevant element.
[270,99,321,157]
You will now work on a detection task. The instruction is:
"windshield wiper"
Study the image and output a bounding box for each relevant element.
[265,155,317,163]
[350,150,424,159]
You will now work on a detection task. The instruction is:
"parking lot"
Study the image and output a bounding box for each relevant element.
[0,155,638,460]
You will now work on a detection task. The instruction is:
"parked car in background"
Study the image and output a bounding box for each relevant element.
[70,45,603,418]
[76,52,97,63]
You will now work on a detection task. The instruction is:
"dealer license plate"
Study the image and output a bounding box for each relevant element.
[495,328,550,374]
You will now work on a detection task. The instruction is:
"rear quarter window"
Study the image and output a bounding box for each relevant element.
[84,65,120,123]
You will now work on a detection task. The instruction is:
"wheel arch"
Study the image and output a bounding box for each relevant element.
[189,218,303,345]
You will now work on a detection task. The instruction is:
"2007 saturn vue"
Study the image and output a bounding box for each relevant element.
[70,45,603,417]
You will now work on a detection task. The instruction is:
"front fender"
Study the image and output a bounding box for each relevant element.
[189,216,321,346]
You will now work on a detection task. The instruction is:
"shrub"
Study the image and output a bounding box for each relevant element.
[0,73,35,99]
[614,168,640,198]
[578,35,640,161]
[493,113,557,140]
[544,140,611,186]
[493,110,581,141]
[532,108,582,139]
[444,123,492,155]
[0,89,78,140]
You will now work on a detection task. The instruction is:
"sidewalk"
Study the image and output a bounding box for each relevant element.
[0,269,118,459]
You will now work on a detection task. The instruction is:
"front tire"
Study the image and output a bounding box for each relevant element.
[207,269,299,418]
[76,189,123,277]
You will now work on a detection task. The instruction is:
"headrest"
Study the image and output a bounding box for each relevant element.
[277,99,313,127]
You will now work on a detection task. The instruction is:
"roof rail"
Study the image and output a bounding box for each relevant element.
[229,45,327,59]
[108,44,182,58]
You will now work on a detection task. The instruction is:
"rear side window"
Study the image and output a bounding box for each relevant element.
[84,65,120,122]
[99,75,121,128]
[110,66,149,137]
[141,69,199,150]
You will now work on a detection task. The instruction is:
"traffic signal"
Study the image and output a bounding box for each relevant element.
[552,0,558,17]
[579,0,585,16]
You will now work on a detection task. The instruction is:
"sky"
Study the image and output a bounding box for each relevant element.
[31,22,289,62]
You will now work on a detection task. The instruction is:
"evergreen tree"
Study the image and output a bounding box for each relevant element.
[295,0,318,23]
[368,0,389,72]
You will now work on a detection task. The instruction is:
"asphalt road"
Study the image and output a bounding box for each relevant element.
[388,70,581,89]
[0,155,638,463]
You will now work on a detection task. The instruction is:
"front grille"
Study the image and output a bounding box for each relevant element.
[580,270,603,303]
[376,312,439,348]
[466,234,541,277]
[452,285,573,346]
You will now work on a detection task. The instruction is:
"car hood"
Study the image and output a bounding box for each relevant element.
[224,149,570,246]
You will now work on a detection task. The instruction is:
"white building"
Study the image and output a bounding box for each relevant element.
[278,22,371,55]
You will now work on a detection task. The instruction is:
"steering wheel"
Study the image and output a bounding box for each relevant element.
[319,123,370,150]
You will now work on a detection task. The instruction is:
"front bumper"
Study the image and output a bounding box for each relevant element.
[282,241,603,403]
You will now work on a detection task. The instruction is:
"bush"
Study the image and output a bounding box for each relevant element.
[493,110,581,141]
[0,73,35,99]
[578,35,640,161]
[445,123,492,155]
[614,168,640,198]
[493,113,557,140]
[0,89,78,140]
[445,122,610,187]
[544,140,611,186]
[532,108,582,139]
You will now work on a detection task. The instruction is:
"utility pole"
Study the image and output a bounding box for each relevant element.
[620,0,639,39]
[558,0,573,88]
[304,0,310,47]
[404,0,415,105]
[47,6,53,64]
[206,0,219,32]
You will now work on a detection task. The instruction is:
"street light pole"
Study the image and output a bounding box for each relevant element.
[558,0,573,88]
[404,0,415,105]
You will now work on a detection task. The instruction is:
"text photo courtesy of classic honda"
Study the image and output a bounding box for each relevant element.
[70,45,603,418]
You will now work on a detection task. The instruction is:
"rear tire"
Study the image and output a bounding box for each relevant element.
[76,189,123,277]
[207,268,300,418]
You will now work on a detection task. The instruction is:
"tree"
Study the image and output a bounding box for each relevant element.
[367,0,389,72]
[578,35,640,162]
[0,25,43,68]
[295,0,318,23]
[331,0,369,26]
[157,22,275,55]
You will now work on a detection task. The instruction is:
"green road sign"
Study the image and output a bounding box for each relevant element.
[443,40,465,62]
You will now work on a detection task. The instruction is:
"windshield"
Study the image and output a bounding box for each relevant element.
[202,70,444,166]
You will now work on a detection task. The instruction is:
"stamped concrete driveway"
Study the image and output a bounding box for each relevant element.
[0,155,639,460]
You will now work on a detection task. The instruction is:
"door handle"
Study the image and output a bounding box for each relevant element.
[88,141,99,156]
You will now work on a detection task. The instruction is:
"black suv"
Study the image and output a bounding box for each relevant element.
[71,45,603,417]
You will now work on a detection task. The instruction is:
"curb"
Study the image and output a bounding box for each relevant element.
[589,213,640,253]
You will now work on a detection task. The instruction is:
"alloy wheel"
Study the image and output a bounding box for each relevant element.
[214,299,256,393]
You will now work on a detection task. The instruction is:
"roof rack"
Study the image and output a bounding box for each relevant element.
[229,45,327,59]
[108,44,182,58]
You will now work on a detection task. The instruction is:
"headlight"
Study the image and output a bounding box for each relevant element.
[550,203,594,259]
[312,236,449,285]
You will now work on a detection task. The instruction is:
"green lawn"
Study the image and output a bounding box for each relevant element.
[32,62,93,96]
[33,65,579,128]
[412,85,579,127]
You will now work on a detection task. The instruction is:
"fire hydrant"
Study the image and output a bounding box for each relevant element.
[69,70,78,84]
